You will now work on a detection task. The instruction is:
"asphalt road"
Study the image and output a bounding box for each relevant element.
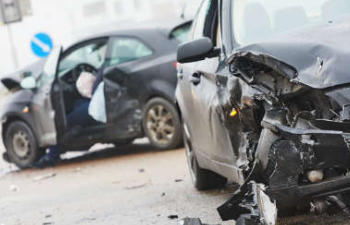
[1,141,350,225]
[0,142,236,225]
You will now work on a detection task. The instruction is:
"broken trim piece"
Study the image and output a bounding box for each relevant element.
[217,182,277,225]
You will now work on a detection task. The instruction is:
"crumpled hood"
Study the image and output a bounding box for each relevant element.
[231,20,350,89]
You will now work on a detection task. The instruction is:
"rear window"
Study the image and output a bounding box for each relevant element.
[169,23,192,44]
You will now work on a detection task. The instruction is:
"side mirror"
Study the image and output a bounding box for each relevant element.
[177,37,220,63]
[21,71,32,79]
[20,76,36,89]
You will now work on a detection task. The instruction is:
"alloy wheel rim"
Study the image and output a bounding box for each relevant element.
[146,104,175,146]
[12,131,31,158]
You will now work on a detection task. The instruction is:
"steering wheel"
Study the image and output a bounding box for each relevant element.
[71,63,98,81]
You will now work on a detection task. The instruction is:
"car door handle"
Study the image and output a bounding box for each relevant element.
[190,73,201,85]
[177,73,184,80]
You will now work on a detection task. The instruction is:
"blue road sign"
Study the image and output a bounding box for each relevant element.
[31,33,53,58]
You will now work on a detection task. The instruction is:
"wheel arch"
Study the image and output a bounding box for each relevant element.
[142,79,176,106]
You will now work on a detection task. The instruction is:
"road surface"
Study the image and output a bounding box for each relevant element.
[0,143,235,225]
[1,142,349,225]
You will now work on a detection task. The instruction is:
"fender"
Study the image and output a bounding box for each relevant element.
[144,79,176,104]
[1,90,46,148]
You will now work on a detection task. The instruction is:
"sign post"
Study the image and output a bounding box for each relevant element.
[0,0,22,69]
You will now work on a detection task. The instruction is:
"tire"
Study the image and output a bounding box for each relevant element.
[4,121,43,169]
[143,97,183,150]
[183,123,226,190]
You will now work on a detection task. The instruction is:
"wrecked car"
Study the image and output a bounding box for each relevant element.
[1,21,192,168]
[176,0,350,224]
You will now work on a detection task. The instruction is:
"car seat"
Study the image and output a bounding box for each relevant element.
[113,45,136,64]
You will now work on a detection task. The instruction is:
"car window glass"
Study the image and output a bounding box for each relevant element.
[59,39,108,76]
[170,23,192,44]
[216,22,222,47]
[108,37,153,65]
[192,0,212,40]
[232,0,350,45]
[37,47,61,86]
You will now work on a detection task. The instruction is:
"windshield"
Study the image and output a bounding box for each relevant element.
[58,39,107,76]
[232,0,350,45]
[170,23,192,44]
[37,47,61,86]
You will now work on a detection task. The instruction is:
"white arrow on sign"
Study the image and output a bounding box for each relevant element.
[32,36,51,53]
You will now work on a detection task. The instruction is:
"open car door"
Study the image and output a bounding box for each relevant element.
[31,47,67,146]
[103,67,142,139]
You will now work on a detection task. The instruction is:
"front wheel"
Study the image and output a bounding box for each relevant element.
[4,121,43,169]
[143,97,183,150]
[183,123,226,190]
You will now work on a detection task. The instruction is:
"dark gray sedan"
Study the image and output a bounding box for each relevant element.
[1,20,191,168]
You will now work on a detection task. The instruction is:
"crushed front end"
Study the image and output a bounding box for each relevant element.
[215,50,350,224]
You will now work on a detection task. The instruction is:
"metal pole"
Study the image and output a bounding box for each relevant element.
[7,23,19,69]
[0,0,20,70]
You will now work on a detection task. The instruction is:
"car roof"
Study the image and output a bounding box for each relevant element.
[68,19,192,48]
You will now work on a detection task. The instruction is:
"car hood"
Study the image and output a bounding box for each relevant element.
[1,59,46,91]
[230,20,350,89]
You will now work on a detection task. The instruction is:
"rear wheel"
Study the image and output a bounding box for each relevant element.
[4,121,43,169]
[183,123,226,190]
[143,98,182,150]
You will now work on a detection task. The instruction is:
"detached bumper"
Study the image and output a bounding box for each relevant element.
[268,175,350,209]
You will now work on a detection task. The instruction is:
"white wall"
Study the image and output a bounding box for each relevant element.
[0,0,201,76]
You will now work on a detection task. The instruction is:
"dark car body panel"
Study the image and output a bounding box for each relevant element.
[1,60,46,91]
[0,90,44,146]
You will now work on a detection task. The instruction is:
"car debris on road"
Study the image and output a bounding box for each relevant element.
[218,182,277,225]
[9,184,19,192]
[33,173,56,182]
[168,215,179,220]
[179,218,218,225]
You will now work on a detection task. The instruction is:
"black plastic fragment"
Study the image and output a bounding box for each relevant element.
[168,215,179,220]
[217,182,277,225]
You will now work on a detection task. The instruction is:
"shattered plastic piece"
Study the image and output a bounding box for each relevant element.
[168,215,179,220]
[125,183,147,190]
[33,173,56,182]
[218,182,277,225]
[179,218,204,225]
[9,184,19,192]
